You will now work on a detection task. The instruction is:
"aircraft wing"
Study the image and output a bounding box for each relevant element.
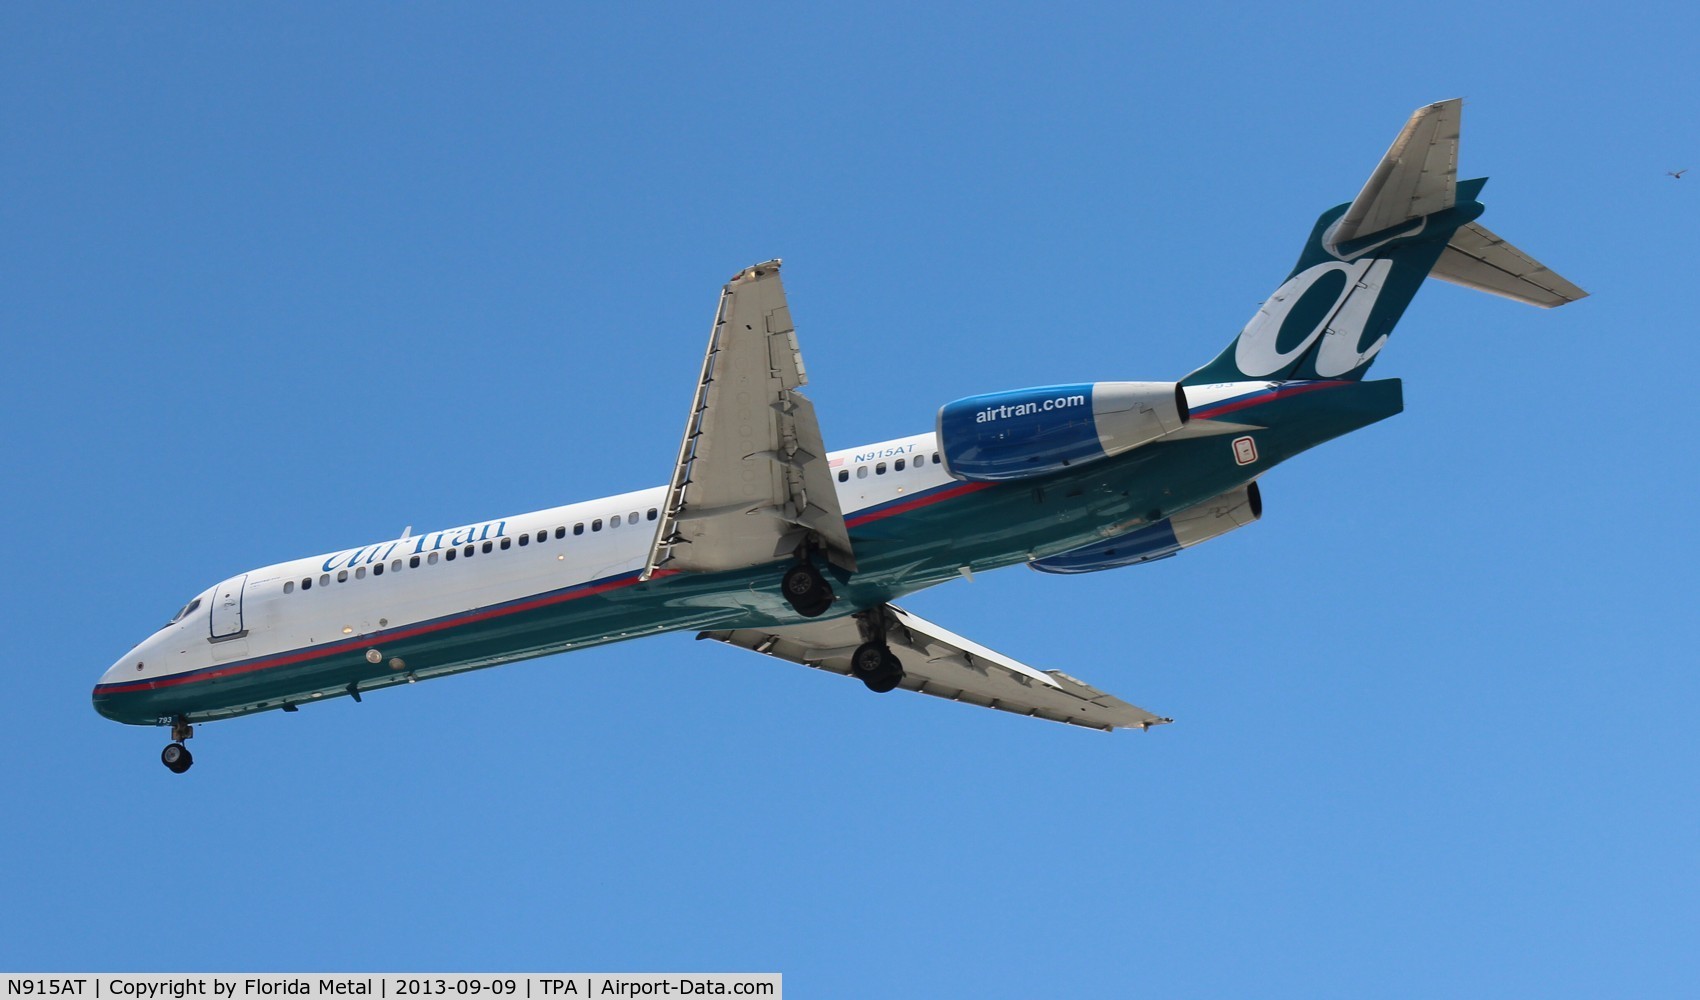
[644,261,855,578]
[700,604,1171,733]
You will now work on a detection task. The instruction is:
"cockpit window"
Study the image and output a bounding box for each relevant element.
[167,598,202,626]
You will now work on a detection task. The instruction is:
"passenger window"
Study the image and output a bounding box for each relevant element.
[573,523,584,536]
[932,452,941,463]
[391,560,402,572]
[629,511,639,523]
[501,537,511,550]
[838,470,849,482]
[592,519,602,531]
[482,540,494,553]
[428,552,439,565]
[519,534,530,547]
[409,555,421,568]
[914,454,926,468]
[857,466,868,479]
[464,545,475,557]
[555,526,565,539]
[647,508,658,521]
[876,462,886,475]
[284,581,294,594]
[446,549,456,561]
[337,570,348,583]
[320,574,330,587]
[302,578,312,591]
[369,564,380,577]
[895,458,905,472]
[355,566,366,579]
[611,514,621,528]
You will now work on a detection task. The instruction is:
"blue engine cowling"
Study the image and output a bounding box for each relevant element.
[1029,483,1262,574]
[936,382,1189,483]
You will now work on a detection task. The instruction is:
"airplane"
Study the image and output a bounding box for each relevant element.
[94,99,1586,773]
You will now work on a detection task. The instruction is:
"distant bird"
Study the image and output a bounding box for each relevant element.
[1669,169,1688,179]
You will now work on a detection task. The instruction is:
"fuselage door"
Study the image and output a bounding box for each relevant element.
[209,574,247,640]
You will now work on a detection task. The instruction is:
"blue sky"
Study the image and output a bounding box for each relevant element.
[3,3,1696,995]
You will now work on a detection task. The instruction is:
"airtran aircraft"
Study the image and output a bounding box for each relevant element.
[95,99,1585,772]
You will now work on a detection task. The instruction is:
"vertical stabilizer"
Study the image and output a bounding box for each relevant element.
[1182,99,1584,388]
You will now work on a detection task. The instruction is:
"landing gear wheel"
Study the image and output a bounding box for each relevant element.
[161,742,193,774]
[850,642,905,693]
[782,562,833,618]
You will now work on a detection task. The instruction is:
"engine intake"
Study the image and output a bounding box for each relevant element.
[937,382,1188,483]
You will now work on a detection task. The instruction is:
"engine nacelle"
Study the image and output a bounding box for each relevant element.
[937,382,1188,483]
[1029,483,1262,574]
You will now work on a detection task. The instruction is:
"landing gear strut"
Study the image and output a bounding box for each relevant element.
[161,717,194,774]
[849,609,905,693]
[782,560,833,618]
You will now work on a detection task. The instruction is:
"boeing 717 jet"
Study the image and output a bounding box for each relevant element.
[94,99,1585,772]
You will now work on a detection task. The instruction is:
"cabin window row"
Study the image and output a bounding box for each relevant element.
[281,507,660,594]
[837,452,943,483]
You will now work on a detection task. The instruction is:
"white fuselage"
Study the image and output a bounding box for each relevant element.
[98,433,951,701]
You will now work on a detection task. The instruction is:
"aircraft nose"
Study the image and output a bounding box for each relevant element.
[93,647,147,722]
[98,653,136,686]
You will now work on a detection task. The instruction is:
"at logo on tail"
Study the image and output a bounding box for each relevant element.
[1233,258,1393,380]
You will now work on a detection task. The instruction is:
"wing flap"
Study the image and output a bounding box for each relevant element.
[701,605,1171,733]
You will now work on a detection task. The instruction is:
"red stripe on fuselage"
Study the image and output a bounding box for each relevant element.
[1186,380,1345,421]
[98,478,1000,701]
[845,480,993,528]
[93,568,681,696]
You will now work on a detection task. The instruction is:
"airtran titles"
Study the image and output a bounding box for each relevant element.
[321,520,509,573]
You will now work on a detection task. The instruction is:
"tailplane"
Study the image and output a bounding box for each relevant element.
[1183,99,1585,387]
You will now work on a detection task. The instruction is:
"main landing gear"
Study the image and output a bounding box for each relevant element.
[781,560,834,618]
[849,609,905,694]
[161,717,194,774]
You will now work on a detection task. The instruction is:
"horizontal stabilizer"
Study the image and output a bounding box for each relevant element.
[1330,98,1461,248]
[1429,221,1588,307]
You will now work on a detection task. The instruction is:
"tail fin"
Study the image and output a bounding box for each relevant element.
[1183,99,1585,387]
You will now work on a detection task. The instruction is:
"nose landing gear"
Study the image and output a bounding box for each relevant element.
[161,717,194,774]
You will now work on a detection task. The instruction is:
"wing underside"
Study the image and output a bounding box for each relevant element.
[644,261,855,578]
[701,605,1170,733]
[1428,221,1588,307]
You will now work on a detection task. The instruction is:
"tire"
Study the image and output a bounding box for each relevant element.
[863,652,905,694]
[782,563,833,617]
[851,643,904,693]
[161,742,193,774]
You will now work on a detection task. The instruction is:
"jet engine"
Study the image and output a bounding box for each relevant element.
[1029,483,1262,574]
[936,382,1188,483]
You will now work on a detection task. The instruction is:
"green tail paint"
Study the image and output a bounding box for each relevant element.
[1183,178,1488,386]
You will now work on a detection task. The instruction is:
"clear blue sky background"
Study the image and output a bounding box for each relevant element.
[3,3,1695,996]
